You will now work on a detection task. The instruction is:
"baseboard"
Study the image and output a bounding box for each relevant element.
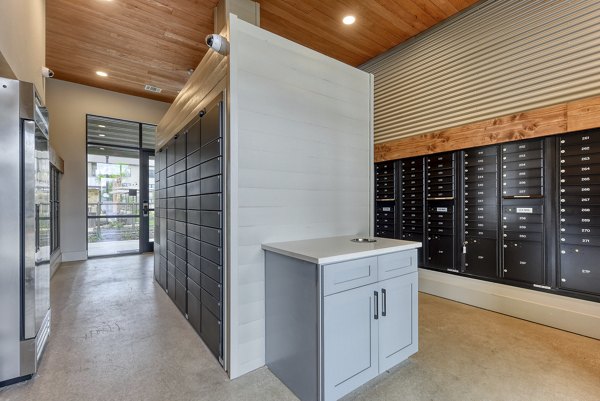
[50,250,62,277]
[61,251,88,262]
[418,268,600,340]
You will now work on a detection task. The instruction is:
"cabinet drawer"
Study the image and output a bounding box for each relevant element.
[464,146,497,158]
[502,186,543,197]
[560,244,600,295]
[401,232,423,241]
[465,229,498,239]
[561,153,600,166]
[503,159,543,171]
[502,149,543,163]
[427,168,453,178]
[561,143,600,157]
[503,168,543,180]
[323,257,378,296]
[464,154,497,166]
[465,164,497,174]
[402,171,423,180]
[560,164,600,176]
[428,153,454,163]
[561,185,600,196]
[378,250,417,281]
[427,183,453,192]
[502,140,542,154]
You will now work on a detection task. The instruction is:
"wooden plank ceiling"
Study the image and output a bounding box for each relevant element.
[46,0,478,103]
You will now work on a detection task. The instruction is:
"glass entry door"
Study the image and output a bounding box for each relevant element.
[140,151,155,253]
[87,145,141,257]
[86,115,156,257]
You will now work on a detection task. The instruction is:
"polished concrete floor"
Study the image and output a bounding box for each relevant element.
[1,254,599,401]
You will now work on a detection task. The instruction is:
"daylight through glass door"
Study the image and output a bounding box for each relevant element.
[86,115,156,257]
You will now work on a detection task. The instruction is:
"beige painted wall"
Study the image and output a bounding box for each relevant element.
[0,0,46,100]
[46,79,170,261]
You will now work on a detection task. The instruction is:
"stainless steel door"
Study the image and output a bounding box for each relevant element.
[0,77,22,382]
[22,120,50,340]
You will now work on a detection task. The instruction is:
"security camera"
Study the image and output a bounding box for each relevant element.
[205,34,229,55]
[41,67,54,78]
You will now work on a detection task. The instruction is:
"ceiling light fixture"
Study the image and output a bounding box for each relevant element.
[98,124,105,128]
[343,15,356,25]
[99,134,106,137]
[96,71,108,77]
[99,147,105,150]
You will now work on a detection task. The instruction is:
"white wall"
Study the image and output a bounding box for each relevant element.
[228,17,373,378]
[45,79,170,261]
[0,0,46,100]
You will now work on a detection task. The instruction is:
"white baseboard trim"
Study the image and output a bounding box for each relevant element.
[50,250,62,277]
[61,251,88,262]
[418,268,600,340]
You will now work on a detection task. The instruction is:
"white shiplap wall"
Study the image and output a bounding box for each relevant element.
[362,0,600,144]
[229,16,373,378]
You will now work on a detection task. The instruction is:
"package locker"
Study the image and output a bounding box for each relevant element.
[155,96,225,366]
[374,161,398,238]
[425,152,457,271]
[400,157,425,264]
[169,132,188,314]
[186,119,202,334]
[558,131,600,296]
[501,139,545,285]
[196,100,224,362]
[463,145,499,279]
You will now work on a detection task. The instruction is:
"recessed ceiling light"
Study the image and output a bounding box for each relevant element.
[96,71,108,77]
[98,124,106,128]
[99,134,106,137]
[343,15,356,25]
[99,147,105,150]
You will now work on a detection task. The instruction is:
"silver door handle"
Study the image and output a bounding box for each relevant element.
[381,288,387,317]
[35,204,40,252]
[374,291,379,320]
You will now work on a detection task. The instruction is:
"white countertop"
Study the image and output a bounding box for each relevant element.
[262,235,422,264]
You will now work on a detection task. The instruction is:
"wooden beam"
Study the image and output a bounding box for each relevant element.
[156,49,228,148]
[567,97,600,133]
[374,95,600,162]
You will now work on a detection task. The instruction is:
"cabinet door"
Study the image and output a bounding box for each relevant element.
[323,283,379,401]
[378,272,418,372]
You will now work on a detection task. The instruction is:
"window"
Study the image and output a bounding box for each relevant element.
[50,165,60,253]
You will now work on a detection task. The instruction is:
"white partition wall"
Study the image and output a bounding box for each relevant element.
[228,16,373,378]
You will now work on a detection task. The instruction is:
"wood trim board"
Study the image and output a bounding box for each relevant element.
[374,94,600,161]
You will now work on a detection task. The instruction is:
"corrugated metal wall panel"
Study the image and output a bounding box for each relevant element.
[362,0,600,144]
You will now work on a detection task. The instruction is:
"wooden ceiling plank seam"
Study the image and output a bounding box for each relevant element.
[303,0,408,51]
[46,0,478,103]
[259,12,365,65]
[259,5,376,62]
[58,71,171,102]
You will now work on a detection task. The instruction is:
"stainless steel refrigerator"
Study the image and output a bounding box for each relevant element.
[0,78,51,385]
